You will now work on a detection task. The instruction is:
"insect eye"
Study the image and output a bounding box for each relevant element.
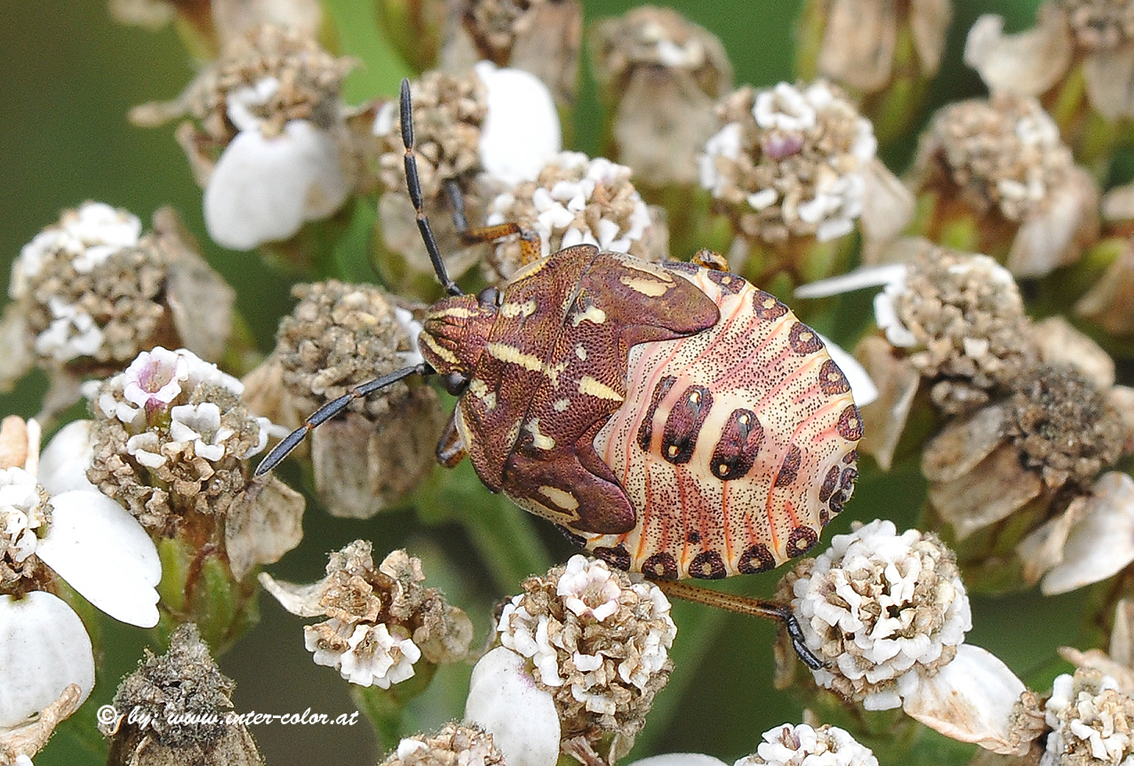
[442,372,469,396]
[477,286,500,308]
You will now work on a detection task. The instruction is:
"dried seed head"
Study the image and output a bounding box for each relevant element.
[737,723,879,766]
[494,555,676,743]
[1059,0,1134,50]
[892,246,1036,413]
[484,153,665,283]
[780,519,972,710]
[86,347,271,532]
[592,6,731,100]
[373,69,488,199]
[918,94,1073,223]
[1004,364,1125,489]
[700,81,878,243]
[380,724,504,766]
[105,623,264,764]
[13,202,163,368]
[134,24,350,141]
[263,543,473,688]
[1044,668,1134,766]
[592,7,732,187]
[275,280,423,419]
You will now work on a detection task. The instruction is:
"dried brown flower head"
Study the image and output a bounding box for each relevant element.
[379,723,503,766]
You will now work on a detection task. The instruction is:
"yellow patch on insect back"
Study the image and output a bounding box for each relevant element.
[538,485,579,511]
[525,418,556,450]
[486,342,544,372]
[499,299,538,319]
[620,275,673,297]
[468,378,497,410]
[578,375,624,402]
[428,306,476,320]
[572,304,607,326]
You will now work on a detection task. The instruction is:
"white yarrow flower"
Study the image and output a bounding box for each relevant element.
[736,723,878,766]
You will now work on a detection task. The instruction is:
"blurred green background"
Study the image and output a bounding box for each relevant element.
[0,1,1091,765]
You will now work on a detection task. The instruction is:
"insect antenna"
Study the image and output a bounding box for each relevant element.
[400,78,463,297]
[254,362,431,476]
[652,579,825,670]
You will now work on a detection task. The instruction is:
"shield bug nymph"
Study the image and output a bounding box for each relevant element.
[256,78,863,669]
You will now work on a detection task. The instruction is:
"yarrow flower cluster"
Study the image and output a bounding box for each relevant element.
[700,80,880,244]
[378,724,504,766]
[483,152,665,282]
[777,519,1043,754]
[465,555,676,764]
[85,346,272,530]
[737,723,879,766]
[0,203,234,410]
[261,542,473,689]
[1042,668,1134,766]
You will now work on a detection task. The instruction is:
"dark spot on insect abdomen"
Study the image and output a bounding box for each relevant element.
[837,404,864,441]
[637,375,676,452]
[593,544,632,571]
[689,550,727,579]
[710,408,764,480]
[737,544,776,574]
[774,444,802,487]
[787,526,819,558]
[661,385,713,464]
[752,290,788,321]
[642,551,679,580]
[788,322,823,355]
[818,358,850,396]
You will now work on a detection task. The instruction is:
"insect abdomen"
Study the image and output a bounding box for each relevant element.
[585,267,860,580]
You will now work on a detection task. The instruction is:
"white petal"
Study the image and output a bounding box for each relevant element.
[257,571,327,618]
[37,420,96,495]
[0,591,95,727]
[204,120,349,250]
[1042,473,1134,595]
[794,263,908,299]
[629,755,728,766]
[476,62,562,186]
[36,490,161,627]
[465,647,560,766]
[901,644,1033,755]
[816,332,879,407]
[963,11,1072,97]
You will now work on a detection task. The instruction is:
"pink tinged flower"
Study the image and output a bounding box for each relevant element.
[0,591,95,727]
[465,646,561,766]
[204,119,350,251]
[120,346,190,413]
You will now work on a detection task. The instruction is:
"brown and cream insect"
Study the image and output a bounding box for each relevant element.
[256,79,862,666]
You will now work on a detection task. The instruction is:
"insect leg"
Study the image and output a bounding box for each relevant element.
[435,411,467,468]
[254,362,432,476]
[400,78,463,297]
[443,178,543,265]
[650,578,826,670]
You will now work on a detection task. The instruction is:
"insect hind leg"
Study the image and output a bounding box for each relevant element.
[650,578,826,671]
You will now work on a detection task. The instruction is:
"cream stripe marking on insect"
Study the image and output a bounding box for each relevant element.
[468,377,497,410]
[619,275,673,297]
[572,303,607,326]
[538,485,578,511]
[486,342,544,372]
[525,418,555,450]
[429,306,476,320]
[578,375,624,402]
[420,332,460,365]
[499,299,538,319]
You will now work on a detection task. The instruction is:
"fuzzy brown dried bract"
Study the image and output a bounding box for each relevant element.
[379,723,504,766]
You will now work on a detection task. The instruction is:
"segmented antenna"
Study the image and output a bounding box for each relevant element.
[254,79,454,475]
[401,78,463,297]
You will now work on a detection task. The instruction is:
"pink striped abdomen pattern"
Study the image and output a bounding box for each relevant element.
[584,267,860,580]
